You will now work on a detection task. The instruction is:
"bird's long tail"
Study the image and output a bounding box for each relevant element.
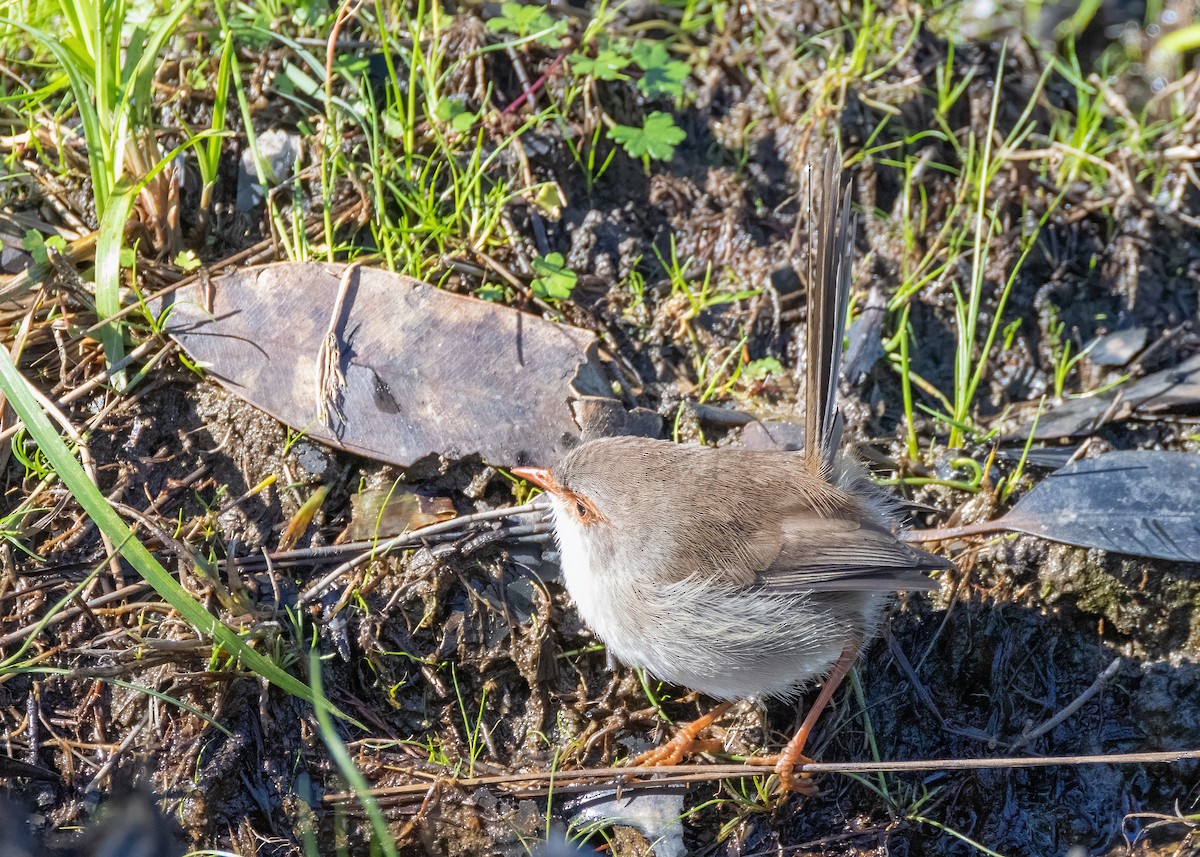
[803,148,855,479]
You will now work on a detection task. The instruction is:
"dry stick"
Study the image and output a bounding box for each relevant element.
[297,501,547,602]
[501,49,567,116]
[27,504,548,584]
[232,520,550,572]
[84,714,147,794]
[324,0,366,108]
[315,262,357,429]
[0,582,152,649]
[111,501,210,574]
[1007,657,1122,753]
[505,42,544,111]
[324,747,1200,805]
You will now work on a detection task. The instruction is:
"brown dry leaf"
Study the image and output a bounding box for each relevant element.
[348,489,456,540]
[161,262,655,467]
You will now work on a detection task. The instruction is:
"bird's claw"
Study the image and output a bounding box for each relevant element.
[628,736,724,767]
[772,754,818,797]
[623,702,731,768]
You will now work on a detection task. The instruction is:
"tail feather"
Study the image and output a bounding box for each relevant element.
[803,148,856,478]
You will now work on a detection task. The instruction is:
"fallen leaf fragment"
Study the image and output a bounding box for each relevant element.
[161,262,656,466]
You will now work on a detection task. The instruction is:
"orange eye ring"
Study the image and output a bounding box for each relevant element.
[563,489,604,524]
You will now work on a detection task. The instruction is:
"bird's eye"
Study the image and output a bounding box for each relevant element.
[575,500,590,519]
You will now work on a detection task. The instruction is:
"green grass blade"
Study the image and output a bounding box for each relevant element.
[2,16,112,211]
[94,181,136,388]
[310,650,398,857]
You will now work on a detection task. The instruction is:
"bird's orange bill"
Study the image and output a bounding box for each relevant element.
[512,466,555,491]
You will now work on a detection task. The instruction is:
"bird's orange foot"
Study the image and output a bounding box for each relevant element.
[773,751,818,797]
[628,736,725,767]
[624,701,732,768]
[746,751,818,796]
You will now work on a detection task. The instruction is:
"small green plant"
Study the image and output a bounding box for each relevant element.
[694,334,750,406]
[530,252,577,300]
[452,665,490,778]
[0,503,43,562]
[569,38,690,96]
[559,109,619,192]
[887,46,1056,452]
[622,259,647,316]
[177,24,234,214]
[434,97,478,133]
[486,2,567,46]
[997,399,1044,503]
[559,31,692,188]
[280,1,531,282]
[609,110,686,168]
[655,236,757,319]
[504,467,543,504]
[173,249,202,272]
[309,650,399,857]
[7,0,195,384]
[569,44,633,81]
[631,41,690,98]
[477,282,506,302]
[11,429,52,480]
[1046,317,1095,399]
[744,357,783,380]
[21,229,67,265]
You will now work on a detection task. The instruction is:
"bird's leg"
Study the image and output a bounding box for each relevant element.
[627,701,733,767]
[749,638,861,795]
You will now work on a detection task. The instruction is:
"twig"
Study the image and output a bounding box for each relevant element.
[325,0,366,108]
[501,49,568,116]
[0,339,172,447]
[0,582,152,649]
[315,261,357,430]
[84,715,147,794]
[1007,657,1122,752]
[324,747,1200,805]
[903,521,1008,542]
[297,501,547,602]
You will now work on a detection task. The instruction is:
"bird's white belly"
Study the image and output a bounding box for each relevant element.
[549,499,875,700]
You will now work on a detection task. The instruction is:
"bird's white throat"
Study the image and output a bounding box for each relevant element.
[547,497,623,642]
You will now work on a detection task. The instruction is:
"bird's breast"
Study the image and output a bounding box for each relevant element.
[547,503,640,647]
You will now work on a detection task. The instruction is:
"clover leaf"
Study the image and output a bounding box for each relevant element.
[744,357,783,380]
[477,282,506,302]
[435,98,477,133]
[530,252,577,301]
[487,2,567,46]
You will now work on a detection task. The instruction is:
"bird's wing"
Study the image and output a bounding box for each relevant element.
[745,513,952,594]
